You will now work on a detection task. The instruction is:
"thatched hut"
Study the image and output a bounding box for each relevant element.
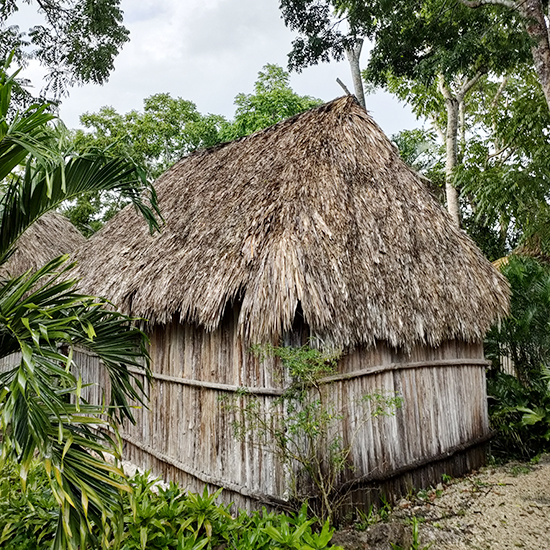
[0,212,85,277]
[76,96,509,511]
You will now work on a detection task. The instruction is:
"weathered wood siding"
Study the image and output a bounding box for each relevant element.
[116,306,489,510]
[0,353,21,369]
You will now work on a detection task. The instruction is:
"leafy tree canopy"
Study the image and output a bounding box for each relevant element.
[281,1,531,85]
[67,64,321,234]
[457,69,550,255]
[280,0,374,71]
[223,63,322,139]
[0,0,129,98]
[77,94,225,180]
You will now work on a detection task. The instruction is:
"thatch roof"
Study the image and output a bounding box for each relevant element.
[1,212,85,278]
[75,96,509,350]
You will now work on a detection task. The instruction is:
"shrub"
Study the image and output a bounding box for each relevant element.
[486,256,550,459]
[225,343,402,524]
[0,461,58,549]
[0,461,344,549]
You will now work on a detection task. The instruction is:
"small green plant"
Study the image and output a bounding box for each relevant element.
[353,498,393,531]
[416,489,429,501]
[508,464,532,477]
[441,473,452,484]
[354,505,379,531]
[378,494,393,522]
[390,517,432,550]
[226,343,402,525]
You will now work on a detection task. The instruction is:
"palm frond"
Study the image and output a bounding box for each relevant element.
[0,153,161,264]
[0,256,152,548]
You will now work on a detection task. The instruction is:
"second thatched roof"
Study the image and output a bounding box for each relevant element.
[1,212,85,278]
[76,96,509,350]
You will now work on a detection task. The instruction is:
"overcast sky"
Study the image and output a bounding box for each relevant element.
[14,0,420,136]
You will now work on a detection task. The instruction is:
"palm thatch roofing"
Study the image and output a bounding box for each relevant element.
[1,212,85,278]
[76,96,509,350]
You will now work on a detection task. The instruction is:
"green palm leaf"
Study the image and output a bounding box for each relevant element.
[0,256,152,549]
[0,59,160,548]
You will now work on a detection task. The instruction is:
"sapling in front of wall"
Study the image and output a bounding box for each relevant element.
[224,343,402,524]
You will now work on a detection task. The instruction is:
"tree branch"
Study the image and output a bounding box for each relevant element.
[458,70,485,99]
[490,76,509,110]
[487,143,513,160]
[336,77,352,95]
[430,114,446,142]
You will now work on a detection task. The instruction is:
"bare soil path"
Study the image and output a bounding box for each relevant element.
[333,455,550,550]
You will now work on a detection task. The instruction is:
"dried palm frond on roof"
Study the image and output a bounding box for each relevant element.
[75,96,509,350]
[0,212,85,278]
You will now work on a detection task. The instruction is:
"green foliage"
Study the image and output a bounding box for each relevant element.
[486,370,550,460]
[390,517,431,550]
[0,462,344,550]
[222,64,322,140]
[457,70,550,254]
[0,0,129,99]
[227,344,402,524]
[0,257,148,549]
[77,95,226,180]
[0,62,161,251]
[391,128,445,202]
[353,498,393,531]
[486,256,550,380]
[75,64,319,182]
[0,461,57,549]
[0,60,160,549]
[280,0,373,72]
[251,342,339,387]
[386,66,550,260]
[485,256,550,459]
[362,1,529,87]
[281,1,530,84]
[392,129,442,175]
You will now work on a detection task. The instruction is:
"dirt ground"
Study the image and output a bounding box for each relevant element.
[333,454,550,550]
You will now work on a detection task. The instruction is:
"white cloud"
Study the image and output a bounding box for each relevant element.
[10,0,420,136]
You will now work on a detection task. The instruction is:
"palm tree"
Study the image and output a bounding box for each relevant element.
[0,61,161,549]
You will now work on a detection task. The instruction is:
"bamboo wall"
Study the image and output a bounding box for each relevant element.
[0,305,491,512]
[110,306,489,510]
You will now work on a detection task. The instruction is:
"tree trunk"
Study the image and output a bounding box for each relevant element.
[346,39,366,109]
[436,72,484,226]
[458,99,466,163]
[518,0,550,113]
[444,96,461,227]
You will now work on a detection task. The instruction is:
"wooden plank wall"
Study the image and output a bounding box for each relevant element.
[118,306,489,510]
[0,352,21,372]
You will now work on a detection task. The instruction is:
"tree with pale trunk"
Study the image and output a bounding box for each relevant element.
[279,0,371,108]
[280,0,530,225]
[460,0,550,114]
